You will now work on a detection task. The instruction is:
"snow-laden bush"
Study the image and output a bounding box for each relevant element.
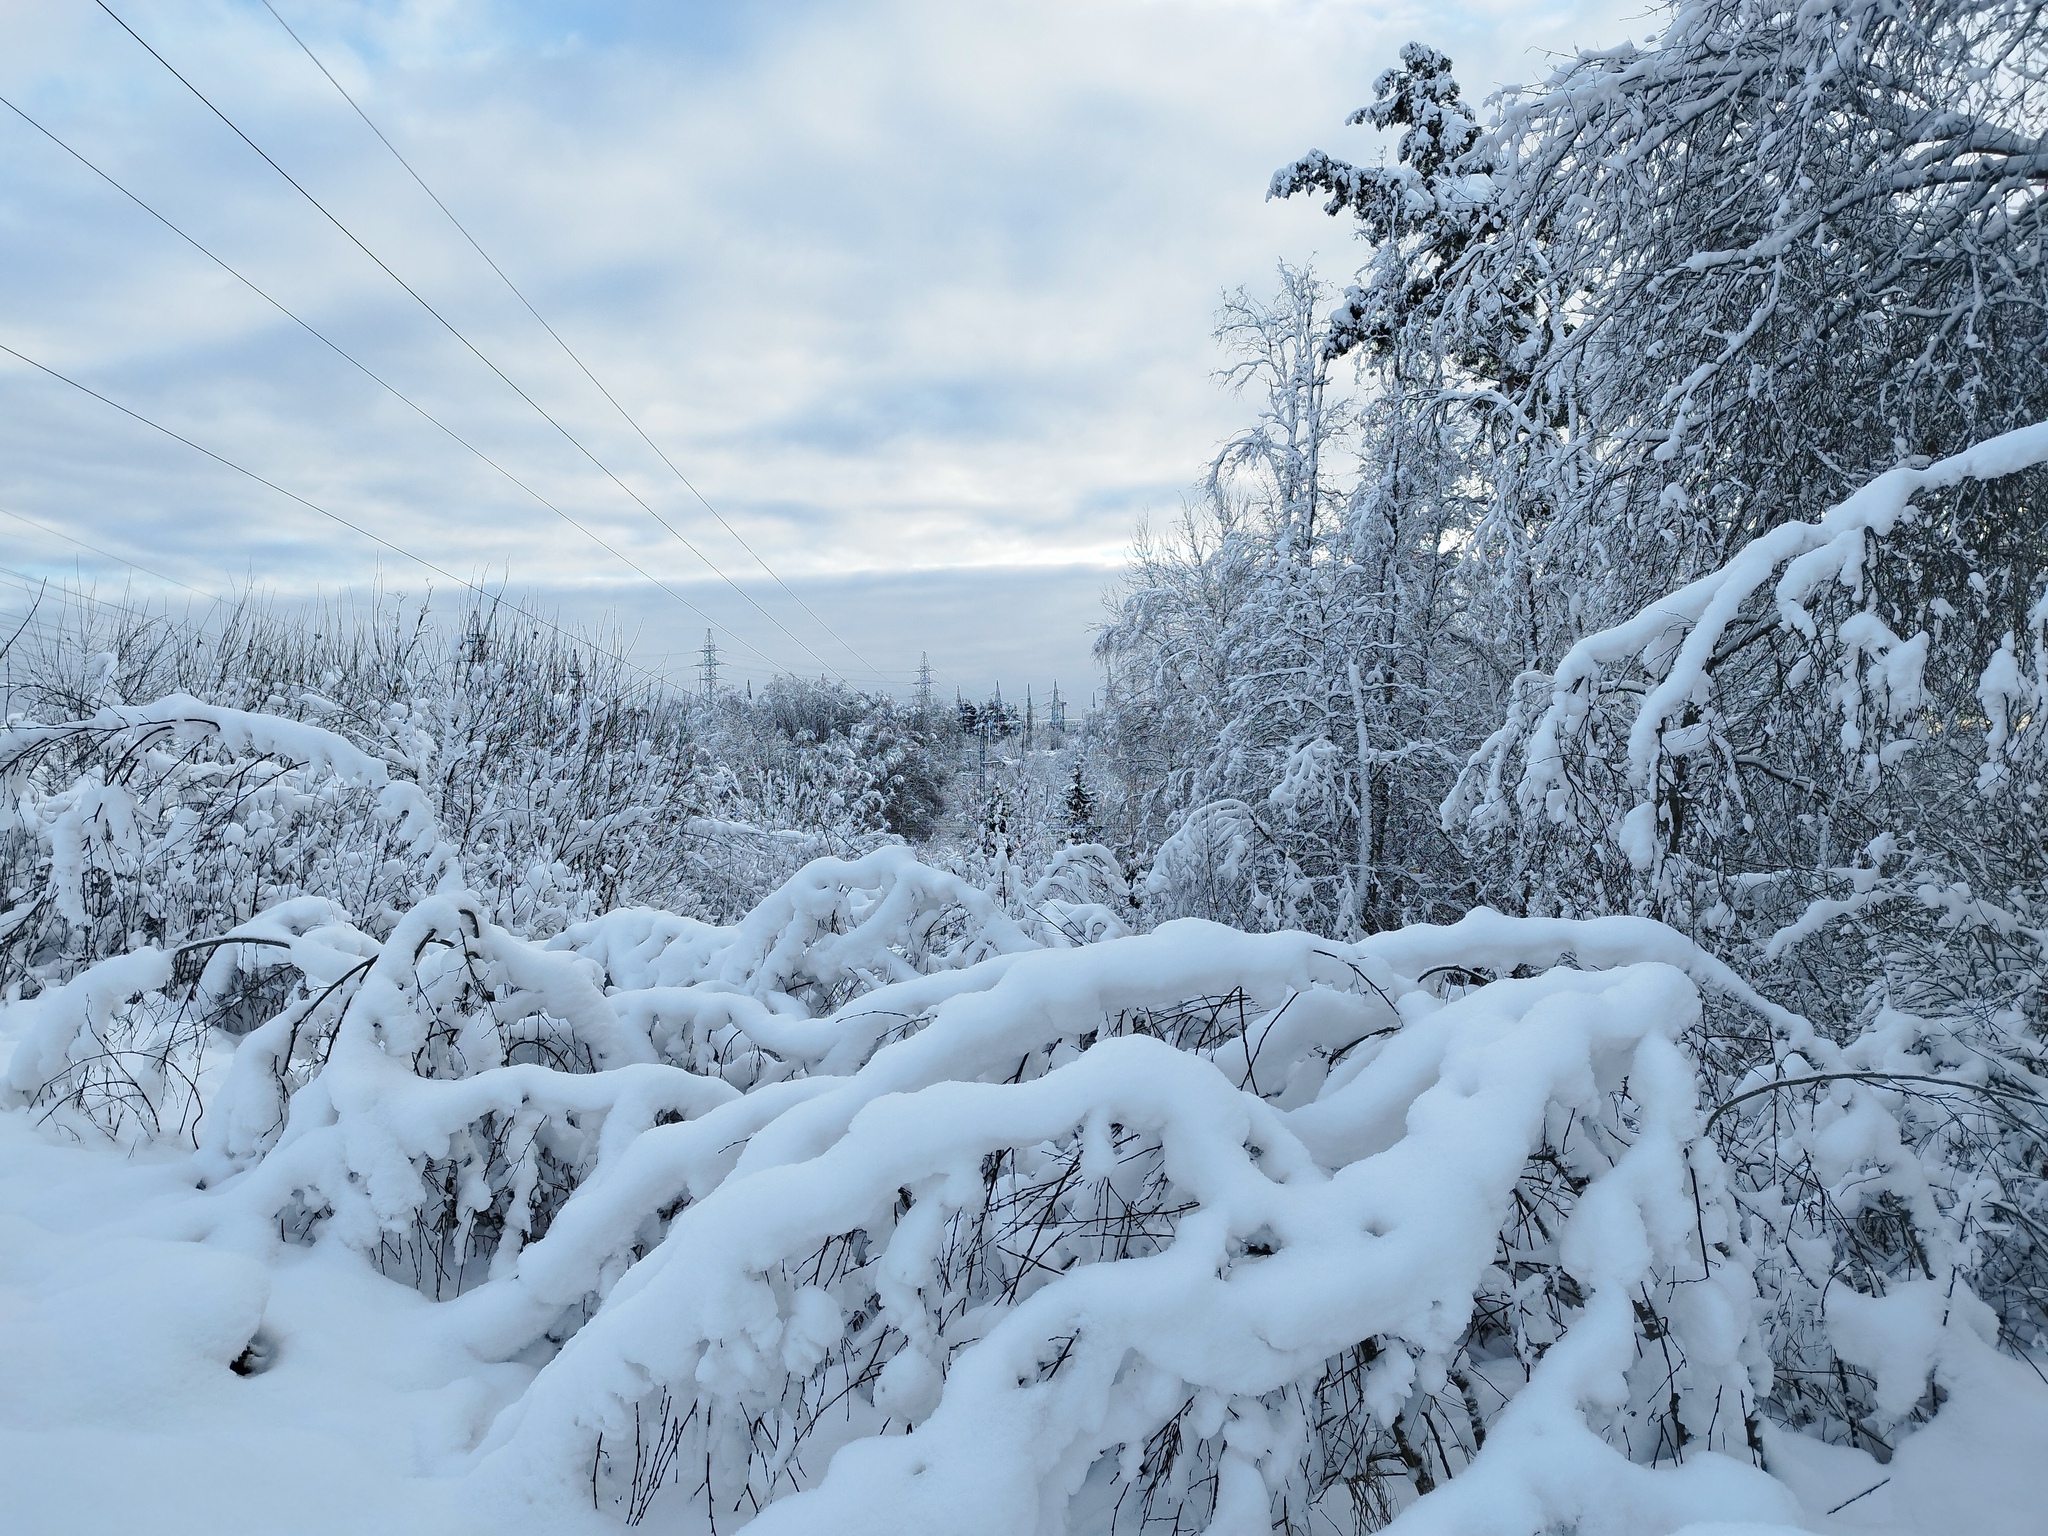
[1446,418,2048,1440]
[0,693,447,1142]
[0,591,948,948]
[8,686,2020,1533]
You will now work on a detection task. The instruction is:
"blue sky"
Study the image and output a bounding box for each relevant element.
[0,0,1635,699]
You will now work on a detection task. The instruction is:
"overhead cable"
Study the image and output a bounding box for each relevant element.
[261,0,884,680]
[0,339,695,696]
[0,89,789,676]
[94,0,848,680]
[0,503,216,601]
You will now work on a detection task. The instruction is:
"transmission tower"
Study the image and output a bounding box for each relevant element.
[915,652,934,717]
[698,629,720,697]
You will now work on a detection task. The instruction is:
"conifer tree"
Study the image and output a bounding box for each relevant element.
[1061,761,1097,843]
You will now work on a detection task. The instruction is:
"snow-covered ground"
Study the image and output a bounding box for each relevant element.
[4,832,2044,1534]
[0,1110,581,1536]
[5,1114,2044,1536]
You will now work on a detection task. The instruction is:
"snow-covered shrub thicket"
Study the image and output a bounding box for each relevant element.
[0,691,447,1141]
[0,591,950,976]
[5,576,2040,1533]
[942,738,1139,949]
[696,674,951,853]
[4,700,1857,1530]
[1447,417,2048,1442]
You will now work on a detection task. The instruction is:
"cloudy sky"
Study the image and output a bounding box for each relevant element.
[0,0,1636,700]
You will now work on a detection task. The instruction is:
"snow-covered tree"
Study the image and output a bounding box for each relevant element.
[1275,1,2048,663]
[1099,266,1488,936]
[1062,762,1098,843]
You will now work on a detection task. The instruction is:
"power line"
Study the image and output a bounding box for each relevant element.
[0,563,191,628]
[260,0,884,681]
[0,338,693,697]
[95,0,850,682]
[0,504,216,601]
[0,89,790,676]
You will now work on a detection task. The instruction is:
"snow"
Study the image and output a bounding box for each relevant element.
[1457,416,2048,851]
[0,1112,590,1536]
[6,835,2044,1533]
[1761,1323,2048,1536]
